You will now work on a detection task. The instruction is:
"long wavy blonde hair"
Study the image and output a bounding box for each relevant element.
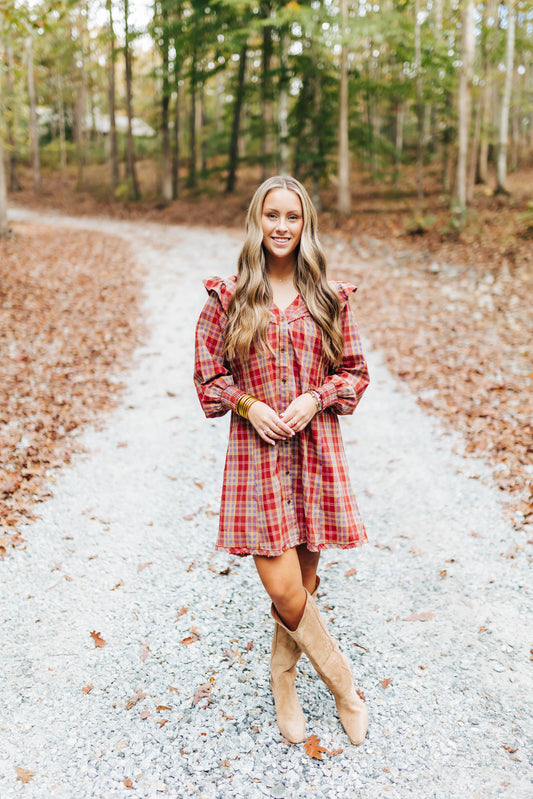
[224,175,344,367]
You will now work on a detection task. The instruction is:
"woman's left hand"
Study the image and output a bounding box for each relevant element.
[280,393,318,433]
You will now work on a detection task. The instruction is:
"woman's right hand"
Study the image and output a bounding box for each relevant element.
[247,401,295,445]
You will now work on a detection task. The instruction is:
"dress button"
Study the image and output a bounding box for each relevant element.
[287,499,292,504]
[281,378,286,384]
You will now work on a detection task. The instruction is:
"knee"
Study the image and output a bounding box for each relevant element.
[269,580,305,612]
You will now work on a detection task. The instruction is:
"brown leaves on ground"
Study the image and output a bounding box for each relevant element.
[90,631,106,648]
[181,626,200,645]
[303,734,343,760]
[0,223,142,552]
[404,611,436,622]
[192,683,212,707]
[341,187,533,533]
[15,767,35,784]
[125,689,147,709]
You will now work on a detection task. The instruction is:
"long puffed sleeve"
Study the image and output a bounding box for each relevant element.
[315,285,369,415]
[194,289,244,418]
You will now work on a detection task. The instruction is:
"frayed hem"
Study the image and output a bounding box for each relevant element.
[214,538,367,558]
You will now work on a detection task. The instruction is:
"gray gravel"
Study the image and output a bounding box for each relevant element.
[1,207,531,799]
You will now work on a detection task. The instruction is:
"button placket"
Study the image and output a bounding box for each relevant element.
[278,314,296,515]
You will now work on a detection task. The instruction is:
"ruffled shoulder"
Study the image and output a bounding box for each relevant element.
[328,279,357,308]
[203,275,237,313]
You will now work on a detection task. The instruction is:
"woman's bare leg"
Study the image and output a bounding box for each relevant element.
[296,544,320,594]
[253,547,306,631]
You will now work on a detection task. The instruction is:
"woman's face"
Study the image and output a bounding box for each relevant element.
[261,188,304,265]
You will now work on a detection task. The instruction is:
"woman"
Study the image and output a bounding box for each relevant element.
[194,175,369,745]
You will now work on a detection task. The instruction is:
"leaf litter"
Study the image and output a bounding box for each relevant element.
[0,222,142,554]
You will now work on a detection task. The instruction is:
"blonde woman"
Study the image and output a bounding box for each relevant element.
[194,175,369,746]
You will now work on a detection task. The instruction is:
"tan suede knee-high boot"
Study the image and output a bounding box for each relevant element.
[271,589,368,746]
[270,578,320,743]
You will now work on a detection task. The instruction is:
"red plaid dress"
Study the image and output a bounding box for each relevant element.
[194,276,369,556]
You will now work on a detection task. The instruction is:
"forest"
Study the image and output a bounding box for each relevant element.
[1,0,533,223]
[1,1,532,547]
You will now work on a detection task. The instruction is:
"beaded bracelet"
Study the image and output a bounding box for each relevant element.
[236,394,259,420]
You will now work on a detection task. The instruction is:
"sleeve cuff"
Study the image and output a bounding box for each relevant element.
[220,385,246,412]
[316,380,338,411]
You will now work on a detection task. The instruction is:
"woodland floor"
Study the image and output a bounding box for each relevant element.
[1,162,532,555]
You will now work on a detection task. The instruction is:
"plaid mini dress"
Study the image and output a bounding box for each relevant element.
[193,276,369,556]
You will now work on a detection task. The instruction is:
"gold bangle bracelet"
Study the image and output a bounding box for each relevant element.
[236,394,258,420]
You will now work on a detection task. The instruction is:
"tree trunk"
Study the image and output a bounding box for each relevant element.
[261,4,273,180]
[172,59,180,199]
[0,69,8,234]
[124,0,140,200]
[477,0,498,184]
[468,93,482,202]
[26,36,40,192]
[6,43,21,192]
[226,41,247,194]
[393,99,404,185]
[453,0,474,213]
[0,133,8,236]
[160,3,172,201]
[337,0,350,216]
[187,40,198,190]
[56,70,67,179]
[278,31,290,174]
[107,0,119,190]
[414,0,424,205]
[495,0,515,195]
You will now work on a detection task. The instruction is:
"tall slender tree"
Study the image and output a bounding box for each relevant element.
[26,34,40,192]
[124,0,140,199]
[337,0,350,215]
[454,0,475,214]
[495,0,516,195]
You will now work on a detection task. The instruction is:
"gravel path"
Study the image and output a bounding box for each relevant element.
[1,208,531,799]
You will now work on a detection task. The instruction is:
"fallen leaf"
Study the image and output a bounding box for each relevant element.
[175,606,188,619]
[90,630,106,647]
[81,683,93,694]
[158,718,169,728]
[502,745,518,753]
[124,778,133,788]
[140,709,150,720]
[194,480,204,489]
[304,734,328,759]
[246,640,254,652]
[125,689,147,709]
[169,685,179,693]
[156,705,171,712]
[140,645,150,663]
[380,678,392,689]
[192,683,212,706]
[356,687,366,701]
[325,561,339,568]
[137,561,152,572]
[15,767,35,784]
[403,611,436,622]
[345,567,357,577]
[111,581,124,590]
[181,634,199,646]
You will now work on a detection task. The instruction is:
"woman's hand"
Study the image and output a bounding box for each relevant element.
[248,401,295,445]
[280,393,318,433]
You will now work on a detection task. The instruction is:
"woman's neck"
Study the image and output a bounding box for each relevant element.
[266,258,296,282]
